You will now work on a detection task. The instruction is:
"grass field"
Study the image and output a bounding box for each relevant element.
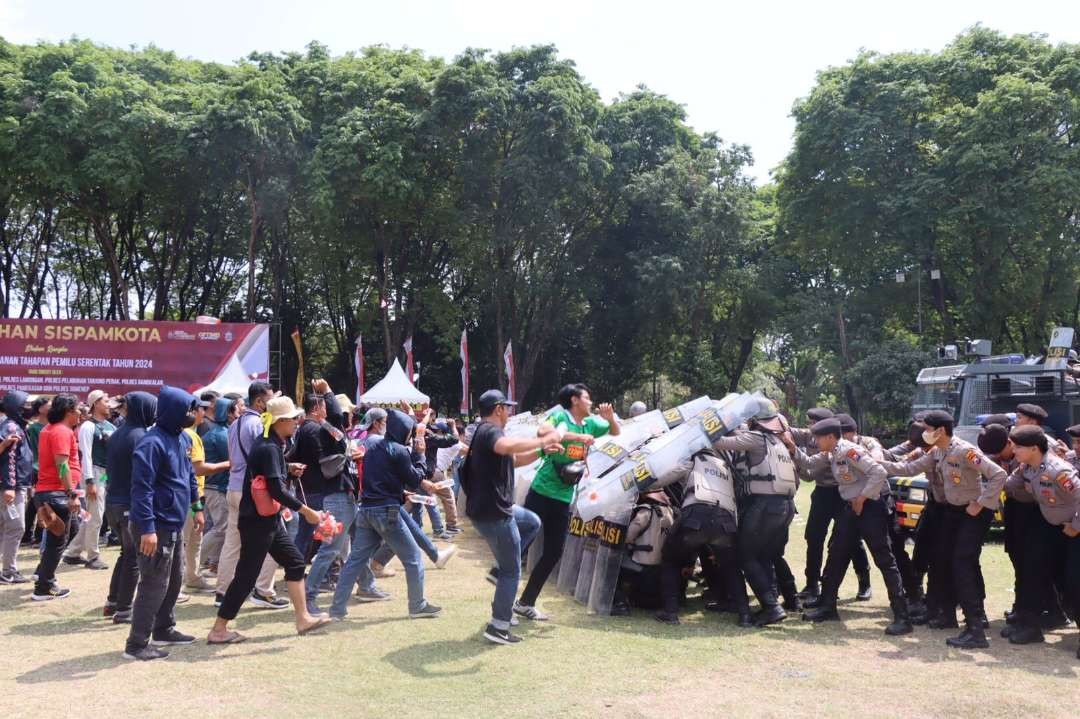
[2,489,1078,718]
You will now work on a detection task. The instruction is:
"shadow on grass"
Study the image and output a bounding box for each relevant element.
[383,638,497,678]
[15,636,288,684]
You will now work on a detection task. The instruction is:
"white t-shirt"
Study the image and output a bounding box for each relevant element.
[436,442,464,473]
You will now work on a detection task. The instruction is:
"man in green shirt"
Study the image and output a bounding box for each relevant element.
[514,383,619,621]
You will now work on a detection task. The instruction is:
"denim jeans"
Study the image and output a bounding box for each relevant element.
[407,492,444,534]
[293,492,323,561]
[306,492,367,602]
[473,506,541,629]
[372,505,440,566]
[331,504,427,617]
[32,491,79,593]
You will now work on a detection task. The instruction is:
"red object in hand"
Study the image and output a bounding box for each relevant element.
[313,511,344,542]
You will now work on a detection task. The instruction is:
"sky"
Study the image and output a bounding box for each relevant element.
[2,0,1078,184]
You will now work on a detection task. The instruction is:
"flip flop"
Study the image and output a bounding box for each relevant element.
[207,631,247,645]
[298,616,332,636]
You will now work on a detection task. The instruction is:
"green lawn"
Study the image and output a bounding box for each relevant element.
[2,490,1077,718]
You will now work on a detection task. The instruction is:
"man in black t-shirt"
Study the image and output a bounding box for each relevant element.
[464,390,560,645]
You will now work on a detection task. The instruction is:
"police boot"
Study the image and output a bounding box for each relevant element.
[1040,610,1072,631]
[946,622,989,650]
[928,611,959,630]
[797,582,820,603]
[736,611,755,628]
[654,610,680,626]
[907,598,928,625]
[1006,624,1045,645]
[780,582,801,613]
[802,604,840,623]
[855,572,873,601]
[975,610,990,630]
[754,604,787,628]
[885,601,913,636]
[802,592,827,609]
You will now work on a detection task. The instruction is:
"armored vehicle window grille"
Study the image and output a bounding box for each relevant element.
[1034,376,1057,395]
[962,377,992,420]
[990,378,1012,395]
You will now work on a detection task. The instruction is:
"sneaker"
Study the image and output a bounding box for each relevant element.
[409,602,443,619]
[445,526,463,535]
[485,568,499,586]
[512,601,549,621]
[214,593,224,608]
[85,558,109,570]
[175,592,190,605]
[122,645,169,661]
[185,576,216,594]
[355,588,391,603]
[201,565,218,579]
[151,628,196,646]
[112,611,132,625]
[31,585,71,601]
[0,572,11,584]
[62,556,87,566]
[435,546,457,569]
[371,562,396,578]
[483,623,522,645]
[3,571,29,584]
[433,531,454,541]
[249,591,289,609]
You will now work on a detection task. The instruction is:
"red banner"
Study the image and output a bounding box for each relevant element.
[0,319,269,397]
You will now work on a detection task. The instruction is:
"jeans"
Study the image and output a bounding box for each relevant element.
[406,490,445,534]
[127,527,184,652]
[293,492,323,560]
[306,492,365,602]
[1,487,27,573]
[372,506,440,566]
[473,506,541,629]
[199,490,229,569]
[519,489,571,606]
[105,504,138,611]
[32,491,79,592]
[331,504,427,617]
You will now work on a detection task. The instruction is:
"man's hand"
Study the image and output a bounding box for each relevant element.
[300,505,321,524]
[193,510,206,531]
[2,489,14,505]
[398,400,412,414]
[420,479,437,493]
[288,462,305,477]
[781,431,797,453]
[0,435,17,451]
[140,532,158,557]
[350,446,365,461]
[598,403,615,422]
[542,440,564,454]
[851,495,867,516]
[1064,524,1079,538]
[86,483,97,500]
[67,497,80,514]
[966,501,982,517]
[311,378,331,395]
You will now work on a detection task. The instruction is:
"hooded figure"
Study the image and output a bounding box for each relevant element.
[203,397,233,493]
[358,409,426,507]
[1,390,33,491]
[129,386,198,536]
[105,392,158,508]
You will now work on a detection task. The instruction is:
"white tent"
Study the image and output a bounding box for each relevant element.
[359,359,430,405]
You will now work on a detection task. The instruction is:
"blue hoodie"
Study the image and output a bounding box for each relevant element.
[359,409,426,507]
[202,397,233,493]
[130,386,198,535]
[105,391,157,507]
[0,391,33,490]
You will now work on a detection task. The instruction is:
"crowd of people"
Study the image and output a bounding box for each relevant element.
[1,380,1078,659]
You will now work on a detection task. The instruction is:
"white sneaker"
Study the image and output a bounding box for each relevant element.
[434,546,457,569]
[513,601,549,621]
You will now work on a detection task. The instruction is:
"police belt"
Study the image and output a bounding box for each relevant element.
[627,543,653,553]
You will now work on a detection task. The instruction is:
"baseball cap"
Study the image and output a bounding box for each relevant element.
[478,389,517,414]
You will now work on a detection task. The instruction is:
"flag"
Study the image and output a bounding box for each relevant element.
[290,327,305,403]
[403,335,415,383]
[503,340,515,403]
[354,335,365,404]
[459,329,470,416]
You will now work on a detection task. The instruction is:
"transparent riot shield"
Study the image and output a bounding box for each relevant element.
[586,500,635,615]
[556,509,588,595]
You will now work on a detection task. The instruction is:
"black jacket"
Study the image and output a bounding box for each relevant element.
[242,432,304,521]
[104,392,157,507]
[0,391,32,490]
[287,392,352,496]
[359,409,426,508]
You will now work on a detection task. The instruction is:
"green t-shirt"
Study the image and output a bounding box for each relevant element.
[529,409,611,504]
[27,420,44,472]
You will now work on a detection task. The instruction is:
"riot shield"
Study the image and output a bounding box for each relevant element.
[586,501,635,615]
[556,509,588,595]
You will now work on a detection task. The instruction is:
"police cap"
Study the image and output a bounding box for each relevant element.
[835,413,857,433]
[1066,424,1080,438]
[922,409,954,429]
[977,424,1009,455]
[981,413,1014,428]
[807,407,834,422]
[1016,403,1048,422]
[1010,424,1048,451]
[810,418,842,437]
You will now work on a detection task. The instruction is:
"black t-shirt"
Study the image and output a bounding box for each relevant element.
[464,421,514,521]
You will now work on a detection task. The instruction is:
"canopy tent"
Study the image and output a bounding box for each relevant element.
[359,358,430,406]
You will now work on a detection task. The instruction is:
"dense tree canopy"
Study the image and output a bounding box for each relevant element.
[2,28,1078,436]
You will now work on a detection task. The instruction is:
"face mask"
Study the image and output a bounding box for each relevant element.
[922,429,940,446]
[182,412,197,428]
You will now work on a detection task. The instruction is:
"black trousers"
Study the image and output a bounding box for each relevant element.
[32,491,79,593]
[939,504,992,623]
[519,489,571,606]
[888,515,922,599]
[820,498,905,608]
[1017,514,1080,626]
[738,494,795,608]
[914,499,954,616]
[1003,498,1062,616]
[127,527,184,652]
[218,514,305,621]
[660,503,746,615]
[804,485,870,585]
[105,504,139,612]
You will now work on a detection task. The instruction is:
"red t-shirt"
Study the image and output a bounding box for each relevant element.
[36,422,82,492]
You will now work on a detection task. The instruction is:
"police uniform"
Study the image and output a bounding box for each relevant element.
[1004,426,1080,652]
[651,449,750,626]
[882,412,1006,647]
[713,427,797,625]
[793,420,911,634]
[979,424,1030,622]
[790,425,872,600]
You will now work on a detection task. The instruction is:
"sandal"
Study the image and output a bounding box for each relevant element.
[207,631,247,645]
[297,615,332,636]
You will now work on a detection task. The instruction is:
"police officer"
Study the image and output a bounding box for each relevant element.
[790,409,873,603]
[651,447,750,627]
[836,413,885,460]
[787,419,912,635]
[1004,425,1080,656]
[879,419,931,621]
[1016,403,1069,456]
[881,410,1006,649]
[712,401,797,627]
[1065,424,1080,473]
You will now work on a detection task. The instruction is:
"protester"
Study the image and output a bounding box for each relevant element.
[463,389,551,644]
[184,396,228,593]
[103,391,157,622]
[0,391,33,583]
[209,396,330,644]
[124,386,204,661]
[63,389,115,570]
[22,396,50,546]
[199,395,238,576]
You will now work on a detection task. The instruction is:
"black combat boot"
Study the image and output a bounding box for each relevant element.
[802,604,840,623]
[928,611,959,630]
[797,582,820,603]
[855,572,873,601]
[736,611,755,628]
[946,621,989,649]
[654,610,680,625]
[885,601,913,636]
[1040,610,1072,631]
[754,604,787,627]
[780,582,802,613]
[1006,624,1045,645]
